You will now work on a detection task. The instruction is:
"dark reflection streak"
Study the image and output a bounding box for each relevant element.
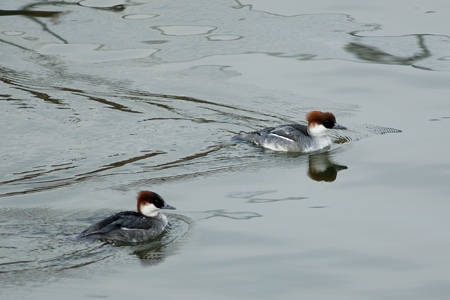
[142,117,189,121]
[24,152,167,184]
[101,153,257,184]
[0,255,106,274]
[0,9,62,18]
[149,145,224,170]
[73,93,142,114]
[13,1,131,47]
[18,6,68,44]
[22,1,127,13]
[2,68,278,122]
[232,1,252,10]
[346,34,431,66]
[24,89,65,105]
[159,93,284,121]
[51,162,73,167]
[118,161,254,190]
[141,101,176,112]
[140,101,220,124]
[0,75,141,113]
[3,1,127,50]
[412,65,433,71]
[0,76,67,106]
[0,152,166,198]
[201,106,272,122]
[139,100,192,118]
[80,5,127,12]
[142,117,216,123]
[1,151,255,197]
[0,182,72,198]
[0,260,35,267]
[0,38,30,51]
[78,152,166,177]
[56,255,112,271]
[59,87,84,93]
[0,75,15,85]
[132,91,286,122]
[0,166,76,185]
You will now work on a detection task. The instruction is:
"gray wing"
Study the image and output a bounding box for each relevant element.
[233,123,308,144]
[267,124,309,142]
[80,212,157,236]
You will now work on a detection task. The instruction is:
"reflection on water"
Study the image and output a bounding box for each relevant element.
[201,209,262,220]
[0,76,396,197]
[225,153,347,205]
[115,214,191,266]
[0,9,63,18]
[0,1,426,298]
[0,0,406,200]
[346,40,428,66]
[3,63,389,198]
[0,0,448,70]
[307,152,348,182]
[229,190,308,204]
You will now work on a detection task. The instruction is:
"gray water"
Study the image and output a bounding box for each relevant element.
[1,0,450,299]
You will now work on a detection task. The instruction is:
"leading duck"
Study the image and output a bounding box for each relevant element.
[233,111,346,153]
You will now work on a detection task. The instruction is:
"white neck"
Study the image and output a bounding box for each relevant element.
[308,124,327,137]
[140,203,159,217]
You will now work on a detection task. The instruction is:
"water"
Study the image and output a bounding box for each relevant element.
[1,0,450,299]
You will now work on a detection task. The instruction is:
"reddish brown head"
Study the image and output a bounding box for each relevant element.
[305,111,346,136]
[306,111,337,128]
[137,190,175,216]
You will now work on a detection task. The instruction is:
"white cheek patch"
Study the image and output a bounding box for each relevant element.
[268,133,295,142]
[308,124,327,136]
[140,203,159,217]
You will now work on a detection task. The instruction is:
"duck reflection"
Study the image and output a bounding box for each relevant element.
[307,151,347,182]
[132,210,261,265]
[118,214,191,266]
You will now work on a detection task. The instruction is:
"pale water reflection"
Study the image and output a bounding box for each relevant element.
[1,0,448,70]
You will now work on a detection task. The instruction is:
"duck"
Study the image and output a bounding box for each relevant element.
[233,111,346,152]
[77,190,175,243]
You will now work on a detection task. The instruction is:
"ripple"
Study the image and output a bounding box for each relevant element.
[328,123,402,144]
[228,190,308,203]
[79,0,125,8]
[0,208,192,285]
[123,14,158,20]
[0,62,400,197]
[2,31,25,36]
[207,35,243,41]
[37,44,158,63]
[152,25,217,36]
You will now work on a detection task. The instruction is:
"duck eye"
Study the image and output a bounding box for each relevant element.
[324,120,335,128]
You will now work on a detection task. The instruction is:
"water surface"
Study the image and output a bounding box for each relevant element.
[1,0,450,299]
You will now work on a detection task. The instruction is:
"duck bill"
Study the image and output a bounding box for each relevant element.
[162,203,176,210]
[332,123,347,130]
